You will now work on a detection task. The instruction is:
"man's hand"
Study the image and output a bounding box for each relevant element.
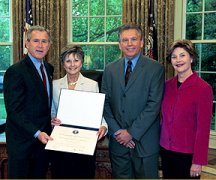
[115,129,135,148]
[125,140,136,149]
[37,132,53,144]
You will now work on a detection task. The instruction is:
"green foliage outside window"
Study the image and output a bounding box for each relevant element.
[0,0,9,16]
[0,46,11,71]
[0,95,6,119]
[70,0,122,70]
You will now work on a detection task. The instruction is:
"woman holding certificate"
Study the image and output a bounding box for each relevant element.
[50,45,107,179]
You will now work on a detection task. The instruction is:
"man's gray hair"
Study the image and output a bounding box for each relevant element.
[26,25,51,43]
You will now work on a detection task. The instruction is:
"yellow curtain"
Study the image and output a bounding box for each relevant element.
[12,0,67,79]
[122,0,175,79]
[156,0,175,79]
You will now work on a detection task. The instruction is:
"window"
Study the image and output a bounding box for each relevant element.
[185,0,216,132]
[68,0,122,70]
[175,0,216,133]
[0,0,12,121]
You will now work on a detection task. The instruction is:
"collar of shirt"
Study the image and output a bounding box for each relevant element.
[28,53,44,71]
[124,53,140,73]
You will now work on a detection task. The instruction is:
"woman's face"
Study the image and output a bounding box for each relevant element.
[171,47,193,75]
[63,53,82,76]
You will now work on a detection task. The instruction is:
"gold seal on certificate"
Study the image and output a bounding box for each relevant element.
[45,89,105,156]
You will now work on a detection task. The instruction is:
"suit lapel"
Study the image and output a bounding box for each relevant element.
[118,58,126,90]
[60,75,68,90]
[24,56,44,87]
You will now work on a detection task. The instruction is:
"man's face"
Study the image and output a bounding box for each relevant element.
[119,29,144,59]
[26,30,50,60]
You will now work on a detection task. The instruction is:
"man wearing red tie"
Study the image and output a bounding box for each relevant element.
[3,25,54,178]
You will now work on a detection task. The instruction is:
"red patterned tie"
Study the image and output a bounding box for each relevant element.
[125,60,132,86]
[40,63,47,91]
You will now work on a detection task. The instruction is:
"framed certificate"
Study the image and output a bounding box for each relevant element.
[45,89,105,155]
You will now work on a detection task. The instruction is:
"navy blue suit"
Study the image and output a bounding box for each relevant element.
[3,55,53,178]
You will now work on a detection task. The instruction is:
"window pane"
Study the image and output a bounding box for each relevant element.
[105,45,121,64]
[106,17,121,42]
[0,18,10,42]
[90,0,104,16]
[0,0,9,16]
[0,95,6,119]
[186,0,202,12]
[72,0,88,16]
[0,45,11,71]
[107,0,122,15]
[205,0,216,11]
[0,71,6,119]
[0,71,4,94]
[82,45,104,70]
[201,44,216,71]
[200,73,216,101]
[195,43,216,71]
[204,13,216,40]
[72,17,88,42]
[90,17,104,42]
[186,14,202,40]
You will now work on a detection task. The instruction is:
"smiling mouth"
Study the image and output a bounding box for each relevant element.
[126,48,135,51]
[36,50,44,53]
[176,64,184,67]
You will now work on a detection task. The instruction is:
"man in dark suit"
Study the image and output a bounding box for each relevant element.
[3,25,54,178]
[101,24,165,178]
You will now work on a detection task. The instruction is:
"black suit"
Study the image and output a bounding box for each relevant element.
[3,55,53,178]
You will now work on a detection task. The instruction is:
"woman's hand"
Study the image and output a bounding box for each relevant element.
[97,126,107,141]
[190,164,202,177]
[51,117,62,126]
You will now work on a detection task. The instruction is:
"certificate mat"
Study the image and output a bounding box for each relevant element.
[45,89,105,155]
[57,89,105,128]
[45,126,98,155]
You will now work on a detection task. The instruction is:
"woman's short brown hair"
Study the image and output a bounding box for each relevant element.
[60,45,84,64]
[167,39,197,66]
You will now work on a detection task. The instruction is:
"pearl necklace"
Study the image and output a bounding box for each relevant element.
[68,81,77,86]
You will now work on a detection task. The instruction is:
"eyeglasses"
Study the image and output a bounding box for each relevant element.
[120,37,141,44]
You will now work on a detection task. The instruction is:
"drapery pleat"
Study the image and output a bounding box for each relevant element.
[156,0,175,79]
[12,0,67,79]
[122,0,175,79]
